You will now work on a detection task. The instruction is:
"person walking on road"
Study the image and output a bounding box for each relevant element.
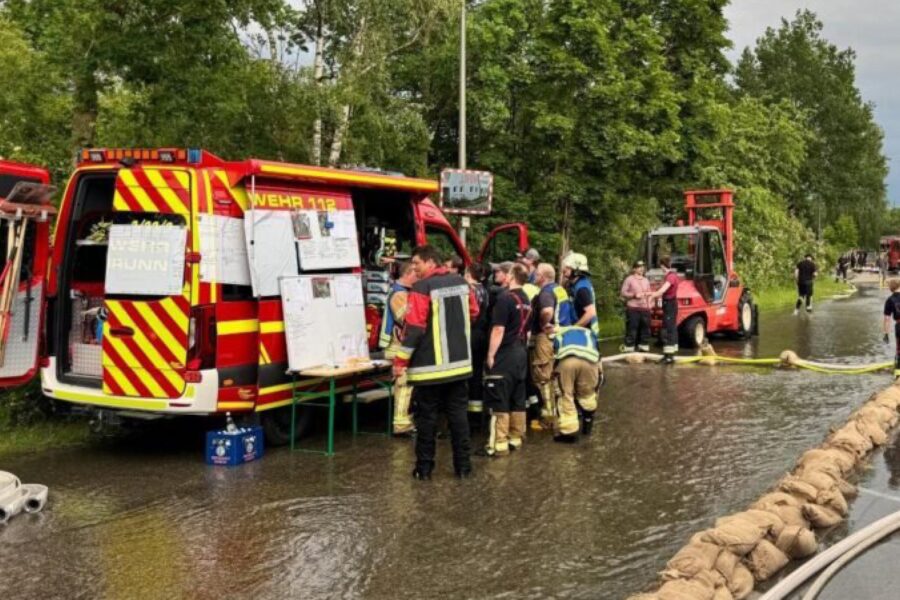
[482,263,533,457]
[795,254,817,315]
[394,245,481,480]
[378,261,418,436]
[648,256,680,364]
[883,279,900,379]
[620,261,652,352]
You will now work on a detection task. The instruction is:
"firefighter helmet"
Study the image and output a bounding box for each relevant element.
[562,252,589,273]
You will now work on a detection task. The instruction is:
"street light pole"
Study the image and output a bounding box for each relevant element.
[458,0,468,246]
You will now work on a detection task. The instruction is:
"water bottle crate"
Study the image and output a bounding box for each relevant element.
[205,425,264,466]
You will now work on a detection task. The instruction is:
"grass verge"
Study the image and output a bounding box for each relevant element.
[0,419,90,460]
[752,277,856,312]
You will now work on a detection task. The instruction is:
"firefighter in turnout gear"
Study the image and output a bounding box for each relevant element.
[553,326,600,442]
[530,263,573,429]
[649,256,680,364]
[883,279,900,379]
[394,245,481,480]
[562,253,600,339]
[483,263,534,456]
[379,261,418,435]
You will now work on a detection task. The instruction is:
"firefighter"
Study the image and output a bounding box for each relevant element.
[562,252,600,339]
[482,263,534,456]
[378,261,418,436]
[530,263,573,428]
[649,256,680,364]
[794,253,817,315]
[394,245,481,480]
[883,279,900,379]
[553,325,600,442]
[517,247,541,284]
[620,260,652,352]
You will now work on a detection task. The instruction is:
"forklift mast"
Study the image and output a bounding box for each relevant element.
[685,189,734,271]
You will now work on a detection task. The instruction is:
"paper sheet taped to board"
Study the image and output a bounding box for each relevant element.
[280,274,369,371]
[245,210,298,297]
[105,225,187,296]
[198,214,251,286]
[294,209,361,271]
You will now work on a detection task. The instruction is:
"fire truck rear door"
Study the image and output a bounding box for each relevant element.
[478,223,529,265]
[0,166,54,388]
[100,167,192,399]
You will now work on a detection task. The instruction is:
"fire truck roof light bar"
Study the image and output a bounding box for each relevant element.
[79,148,194,164]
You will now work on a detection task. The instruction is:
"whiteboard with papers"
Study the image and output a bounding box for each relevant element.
[294,208,361,271]
[279,274,369,371]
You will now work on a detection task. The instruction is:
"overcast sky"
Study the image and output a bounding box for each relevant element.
[724,1,900,204]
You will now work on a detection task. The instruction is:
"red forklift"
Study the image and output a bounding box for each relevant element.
[641,189,758,348]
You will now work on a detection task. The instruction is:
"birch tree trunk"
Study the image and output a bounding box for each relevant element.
[311,10,325,166]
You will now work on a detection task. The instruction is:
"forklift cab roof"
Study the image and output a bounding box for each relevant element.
[649,225,718,237]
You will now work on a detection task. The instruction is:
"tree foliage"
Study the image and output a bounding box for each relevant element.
[0,1,888,311]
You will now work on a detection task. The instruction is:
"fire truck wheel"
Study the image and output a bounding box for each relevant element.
[737,293,755,339]
[681,315,707,349]
[261,405,314,446]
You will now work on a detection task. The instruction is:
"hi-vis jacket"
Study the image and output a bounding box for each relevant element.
[553,326,600,363]
[378,282,409,353]
[395,267,480,385]
[541,282,575,328]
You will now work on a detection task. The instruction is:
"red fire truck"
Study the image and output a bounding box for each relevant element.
[0,149,527,444]
[641,189,758,348]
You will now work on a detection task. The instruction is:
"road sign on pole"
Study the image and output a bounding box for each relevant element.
[439,169,493,216]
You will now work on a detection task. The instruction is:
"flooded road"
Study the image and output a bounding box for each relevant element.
[3,282,900,600]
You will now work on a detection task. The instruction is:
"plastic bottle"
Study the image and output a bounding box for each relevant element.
[225,412,238,434]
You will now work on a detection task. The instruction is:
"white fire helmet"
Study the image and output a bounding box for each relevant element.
[562,252,589,273]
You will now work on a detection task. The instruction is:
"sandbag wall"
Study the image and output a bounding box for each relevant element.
[629,383,900,600]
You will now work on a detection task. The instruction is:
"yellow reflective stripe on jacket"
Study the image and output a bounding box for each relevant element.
[407,365,473,383]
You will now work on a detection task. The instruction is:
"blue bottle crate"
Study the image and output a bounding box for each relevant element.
[206,426,264,466]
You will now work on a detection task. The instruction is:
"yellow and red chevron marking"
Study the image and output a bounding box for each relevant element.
[209,168,249,213]
[102,294,190,399]
[113,168,191,215]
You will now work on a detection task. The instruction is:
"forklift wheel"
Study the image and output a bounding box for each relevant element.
[737,293,755,339]
[261,405,314,446]
[681,316,707,349]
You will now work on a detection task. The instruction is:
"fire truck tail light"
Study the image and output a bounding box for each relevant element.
[187,306,217,371]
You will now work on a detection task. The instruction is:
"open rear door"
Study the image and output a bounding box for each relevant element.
[100,166,192,399]
[477,222,529,265]
[0,162,55,388]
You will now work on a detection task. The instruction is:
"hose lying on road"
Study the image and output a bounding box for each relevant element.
[627,383,900,600]
[0,471,49,524]
[602,345,894,375]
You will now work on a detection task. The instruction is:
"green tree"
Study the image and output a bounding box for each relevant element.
[824,214,860,250]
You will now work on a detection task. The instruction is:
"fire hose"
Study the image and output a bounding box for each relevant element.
[601,347,895,375]
[0,470,49,524]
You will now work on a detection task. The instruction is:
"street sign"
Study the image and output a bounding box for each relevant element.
[439,169,492,215]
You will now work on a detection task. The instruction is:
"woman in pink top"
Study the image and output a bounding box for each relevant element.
[620,261,652,352]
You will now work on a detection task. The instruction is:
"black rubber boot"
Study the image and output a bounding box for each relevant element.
[454,466,472,479]
[553,434,578,444]
[412,461,434,481]
[581,412,595,436]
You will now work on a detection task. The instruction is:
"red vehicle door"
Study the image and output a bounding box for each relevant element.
[478,222,529,265]
[100,167,192,399]
[0,161,54,387]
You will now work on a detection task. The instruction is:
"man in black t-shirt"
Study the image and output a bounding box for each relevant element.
[794,254,817,314]
[482,263,533,457]
[883,279,900,378]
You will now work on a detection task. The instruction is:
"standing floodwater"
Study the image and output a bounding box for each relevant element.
[2,284,899,599]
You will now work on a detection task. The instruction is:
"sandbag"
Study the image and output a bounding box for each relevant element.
[795,457,843,480]
[713,550,739,581]
[855,404,897,428]
[658,578,715,600]
[835,477,858,499]
[873,386,900,410]
[701,519,765,556]
[693,569,726,590]
[798,448,856,475]
[803,503,843,528]
[774,525,818,559]
[712,585,734,600]
[752,491,802,509]
[716,510,784,538]
[797,469,837,492]
[627,595,659,600]
[817,487,849,516]
[726,564,754,600]
[665,542,722,578]
[826,425,872,457]
[854,417,889,446]
[778,476,819,502]
[745,539,789,582]
[754,503,809,529]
